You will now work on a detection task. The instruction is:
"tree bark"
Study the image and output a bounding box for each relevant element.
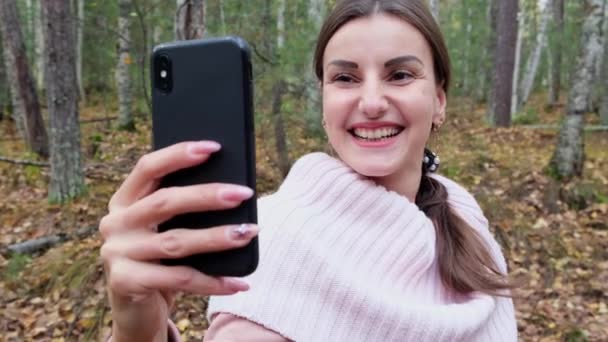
[175,0,205,40]
[273,0,290,177]
[548,0,564,106]
[41,0,86,203]
[462,4,473,95]
[518,0,552,111]
[0,0,49,157]
[117,0,134,131]
[490,0,519,127]
[33,0,45,93]
[549,0,604,178]
[485,0,499,117]
[0,37,8,120]
[599,0,608,125]
[511,8,524,115]
[304,0,325,133]
[75,0,85,104]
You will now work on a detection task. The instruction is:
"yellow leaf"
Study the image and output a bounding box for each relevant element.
[123,53,132,65]
[176,318,190,332]
[78,318,95,329]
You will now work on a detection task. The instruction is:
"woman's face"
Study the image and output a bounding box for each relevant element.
[322,13,446,191]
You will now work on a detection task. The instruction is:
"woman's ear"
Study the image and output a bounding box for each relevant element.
[433,86,447,126]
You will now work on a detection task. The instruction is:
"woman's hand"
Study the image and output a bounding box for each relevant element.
[99,141,258,342]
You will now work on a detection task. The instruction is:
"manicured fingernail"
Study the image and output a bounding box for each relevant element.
[223,278,250,292]
[187,141,221,156]
[228,224,259,240]
[218,186,254,203]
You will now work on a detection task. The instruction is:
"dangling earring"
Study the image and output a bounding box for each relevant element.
[422,148,440,173]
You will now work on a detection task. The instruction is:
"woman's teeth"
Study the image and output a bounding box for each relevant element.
[352,127,402,140]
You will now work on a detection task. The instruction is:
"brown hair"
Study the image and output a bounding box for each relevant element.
[314,0,516,296]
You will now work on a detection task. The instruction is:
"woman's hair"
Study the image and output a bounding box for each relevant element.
[314,0,516,296]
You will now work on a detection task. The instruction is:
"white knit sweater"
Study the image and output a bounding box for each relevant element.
[207,152,518,341]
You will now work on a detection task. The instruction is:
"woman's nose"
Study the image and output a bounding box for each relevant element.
[358,81,389,118]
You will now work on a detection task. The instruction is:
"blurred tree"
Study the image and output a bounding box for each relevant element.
[42,0,85,203]
[0,0,48,157]
[175,0,205,40]
[304,0,325,134]
[33,0,44,94]
[117,0,134,131]
[429,0,440,23]
[75,0,86,103]
[483,0,499,109]
[273,0,290,177]
[518,0,552,113]
[548,0,564,107]
[599,0,608,125]
[490,0,519,127]
[0,41,7,121]
[549,0,605,178]
[510,6,523,116]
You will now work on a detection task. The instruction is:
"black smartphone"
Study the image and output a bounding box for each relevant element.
[151,36,258,277]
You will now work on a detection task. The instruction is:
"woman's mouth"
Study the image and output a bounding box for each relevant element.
[350,127,403,141]
[347,125,404,148]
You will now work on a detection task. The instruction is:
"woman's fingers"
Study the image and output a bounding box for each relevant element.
[99,183,254,238]
[101,224,259,261]
[107,258,250,299]
[109,141,221,211]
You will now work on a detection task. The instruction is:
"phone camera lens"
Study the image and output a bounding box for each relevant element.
[154,54,173,94]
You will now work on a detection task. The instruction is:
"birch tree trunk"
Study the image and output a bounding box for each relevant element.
[490,0,519,127]
[273,0,290,177]
[548,0,564,106]
[41,0,85,203]
[485,0,499,118]
[429,0,440,23]
[0,43,7,120]
[75,0,85,104]
[34,0,45,93]
[175,0,205,40]
[518,0,551,111]
[0,0,49,157]
[511,9,524,115]
[549,0,604,179]
[117,0,134,131]
[462,5,473,95]
[599,1,608,125]
[305,0,325,133]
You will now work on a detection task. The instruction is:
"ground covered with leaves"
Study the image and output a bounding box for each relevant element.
[0,97,606,341]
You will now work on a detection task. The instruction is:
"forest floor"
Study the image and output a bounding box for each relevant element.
[0,95,607,341]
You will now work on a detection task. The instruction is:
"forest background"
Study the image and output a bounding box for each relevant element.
[0,0,607,341]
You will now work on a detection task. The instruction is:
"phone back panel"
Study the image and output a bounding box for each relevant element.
[151,37,257,276]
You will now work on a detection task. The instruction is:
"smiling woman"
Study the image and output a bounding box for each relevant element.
[102,1,518,341]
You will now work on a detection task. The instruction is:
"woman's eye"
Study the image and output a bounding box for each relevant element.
[390,71,413,82]
[334,74,355,83]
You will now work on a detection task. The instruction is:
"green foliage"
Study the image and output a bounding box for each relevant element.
[2,253,32,285]
[441,164,462,179]
[513,108,540,125]
[564,328,589,342]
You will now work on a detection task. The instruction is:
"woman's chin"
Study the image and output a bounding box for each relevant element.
[349,162,396,178]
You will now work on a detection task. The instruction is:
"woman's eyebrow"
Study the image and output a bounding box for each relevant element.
[384,55,423,68]
[327,59,359,69]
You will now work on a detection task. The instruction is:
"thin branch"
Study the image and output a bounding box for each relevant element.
[250,42,277,66]
[0,156,48,167]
